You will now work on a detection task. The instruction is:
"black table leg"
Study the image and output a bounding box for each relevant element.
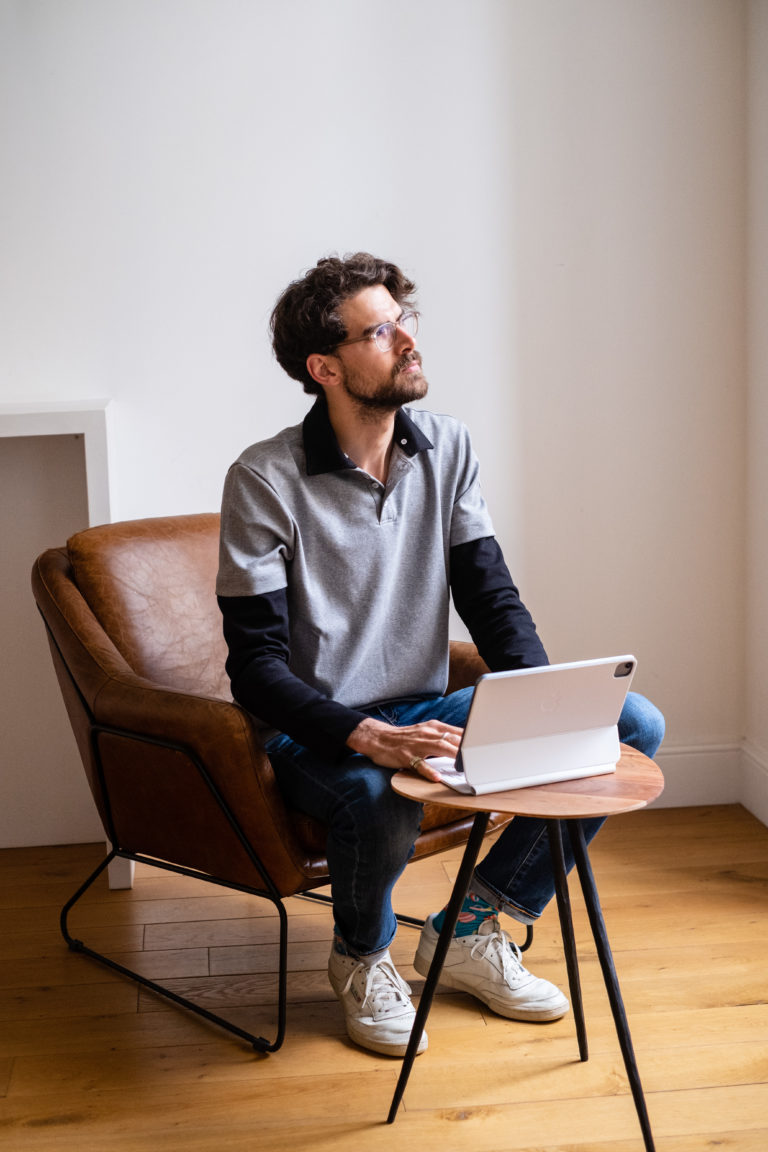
[547,819,588,1061]
[569,820,656,1152]
[386,811,490,1123]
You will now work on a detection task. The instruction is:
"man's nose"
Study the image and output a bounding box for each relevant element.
[394,321,416,353]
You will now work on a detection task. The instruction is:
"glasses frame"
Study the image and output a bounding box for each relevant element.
[328,311,419,354]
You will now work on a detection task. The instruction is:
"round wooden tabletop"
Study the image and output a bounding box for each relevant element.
[392,745,664,820]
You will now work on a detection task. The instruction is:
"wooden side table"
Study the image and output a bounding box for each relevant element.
[388,747,664,1151]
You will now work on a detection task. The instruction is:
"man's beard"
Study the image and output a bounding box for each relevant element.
[340,352,429,412]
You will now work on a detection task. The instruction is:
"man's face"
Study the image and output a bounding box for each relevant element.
[333,285,428,411]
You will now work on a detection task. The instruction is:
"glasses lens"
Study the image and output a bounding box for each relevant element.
[373,322,397,351]
[372,313,418,351]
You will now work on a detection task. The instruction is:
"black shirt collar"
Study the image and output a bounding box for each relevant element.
[303,395,434,476]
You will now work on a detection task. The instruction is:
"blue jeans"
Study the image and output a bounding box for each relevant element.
[266,690,665,956]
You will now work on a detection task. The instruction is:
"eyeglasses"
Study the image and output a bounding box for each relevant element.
[331,311,419,353]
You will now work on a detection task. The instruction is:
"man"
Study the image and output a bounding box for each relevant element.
[217,253,664,1057]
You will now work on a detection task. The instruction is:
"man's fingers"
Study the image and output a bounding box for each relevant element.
[414,758,443,782]
[350,716,463,770]
[438,730,461,746]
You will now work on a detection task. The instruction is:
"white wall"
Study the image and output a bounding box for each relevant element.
[0,434,104,844]
[0,0,761,844]
[504,1,748,808]
[1,0,521,517]
[744,0,768,822]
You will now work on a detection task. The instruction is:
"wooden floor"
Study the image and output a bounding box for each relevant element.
[1,804,767,1151]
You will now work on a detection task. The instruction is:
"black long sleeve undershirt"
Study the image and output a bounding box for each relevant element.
[218,535,547,759]
[219,586,369,759]
[449,536,549,672]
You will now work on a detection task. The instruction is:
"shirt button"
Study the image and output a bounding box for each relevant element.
[400,438,408,445]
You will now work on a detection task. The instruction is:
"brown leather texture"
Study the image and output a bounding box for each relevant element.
[32,514,509,899]
[66,514,232,700]
[446,639,490,693]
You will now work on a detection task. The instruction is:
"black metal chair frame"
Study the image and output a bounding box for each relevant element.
[44,608,300,1053]
[60,720,295,1054]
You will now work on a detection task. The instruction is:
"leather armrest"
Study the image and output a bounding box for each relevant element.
[447,640,488,693]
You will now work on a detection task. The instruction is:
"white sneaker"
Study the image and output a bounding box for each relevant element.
[414,914,569,1022]
[328,946,428,1057]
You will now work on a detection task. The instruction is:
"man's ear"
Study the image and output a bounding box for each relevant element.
[306,353,340,390]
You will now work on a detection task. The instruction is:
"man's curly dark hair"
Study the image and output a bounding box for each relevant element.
[270,252,417,395]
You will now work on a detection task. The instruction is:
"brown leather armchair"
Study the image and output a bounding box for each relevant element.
[32,513,508,1052]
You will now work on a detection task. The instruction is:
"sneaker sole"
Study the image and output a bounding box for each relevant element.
[413,948,569,1023]
[343,1019,428,1058]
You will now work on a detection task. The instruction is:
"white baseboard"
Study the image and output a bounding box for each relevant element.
[647,741,768,829]
[741,740,768,827]
[650,743,743,809]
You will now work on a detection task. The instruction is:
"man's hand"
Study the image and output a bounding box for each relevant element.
[346,716,463,781]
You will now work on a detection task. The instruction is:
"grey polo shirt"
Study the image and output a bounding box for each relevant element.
[217,398,495,712]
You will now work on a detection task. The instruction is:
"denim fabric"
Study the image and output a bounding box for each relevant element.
[266,689,664,955]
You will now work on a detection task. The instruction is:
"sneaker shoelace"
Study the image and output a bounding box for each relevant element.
[469,928,528,985]
[342,957,413,1018]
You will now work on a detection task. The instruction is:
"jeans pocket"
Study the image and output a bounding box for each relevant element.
[374,706,399,726]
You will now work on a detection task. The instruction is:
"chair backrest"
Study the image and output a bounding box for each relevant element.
[32,514,327,894]
[66,513,231,699]
[32,512,499,896]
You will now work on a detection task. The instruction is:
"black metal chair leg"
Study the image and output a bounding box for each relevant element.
[546,820,588,1061]
[519,922,535,952]
[387,811,491,1123]
[569,821,656,1152]
[61,850,289,1054]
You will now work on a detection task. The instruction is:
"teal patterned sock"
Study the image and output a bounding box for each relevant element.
[432,892,497,938]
